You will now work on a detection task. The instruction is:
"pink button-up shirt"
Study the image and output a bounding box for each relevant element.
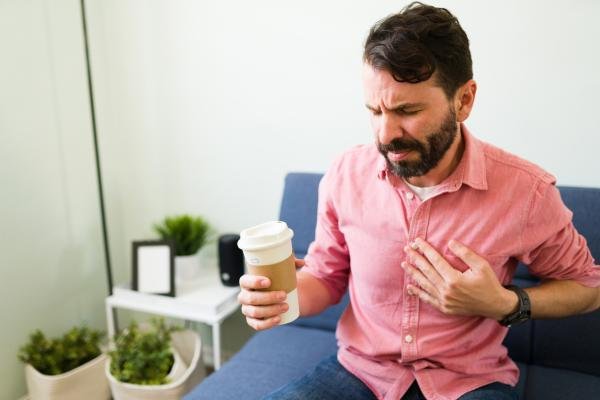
[303,125,600,400]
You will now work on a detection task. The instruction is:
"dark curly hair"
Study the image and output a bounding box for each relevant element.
[363,2,472,99]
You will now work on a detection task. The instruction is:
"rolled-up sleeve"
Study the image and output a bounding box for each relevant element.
[518,180,600,287]
[302,160,350,304]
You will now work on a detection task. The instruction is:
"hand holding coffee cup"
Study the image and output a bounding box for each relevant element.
[237,221,300,330]
[238,258,304,330]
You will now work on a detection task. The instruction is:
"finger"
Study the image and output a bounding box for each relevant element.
[295,258,306,269]
[239,274,271,290]
[401,261,440,297]
[407,284,441,310]
[246,315,281,331]
[241,303,289,319]
[238,289,287,306]
[412,238,459,280]
[404,246,445,288]
[448,240,486,270]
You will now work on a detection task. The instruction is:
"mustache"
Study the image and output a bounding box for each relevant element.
[378,138,424,153]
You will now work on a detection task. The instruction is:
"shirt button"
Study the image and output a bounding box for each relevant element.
[406,192,414,200]
[404,334,413,343]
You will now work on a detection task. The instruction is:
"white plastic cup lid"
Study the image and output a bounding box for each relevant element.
[237,221,294,251]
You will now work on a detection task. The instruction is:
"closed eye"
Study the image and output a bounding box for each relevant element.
[395,109,420,116]
[365,105,381,115]
[365,104,422,116]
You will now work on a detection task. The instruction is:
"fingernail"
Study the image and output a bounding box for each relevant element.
[410,241,419,250]
[260,279,269,287]
[273,316,281,324]
[278,292,287,301]
[404,245,410,252]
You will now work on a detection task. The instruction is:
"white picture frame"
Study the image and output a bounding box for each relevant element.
[131,240,175,296]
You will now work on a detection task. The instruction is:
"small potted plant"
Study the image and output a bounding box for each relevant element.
[18,326,109,400]
[154,214,213,281]
[106,318,205,400]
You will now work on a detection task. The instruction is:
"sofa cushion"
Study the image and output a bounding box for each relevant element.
[184,325,337,400]
[514,362,528,399]
[514,263,539,282]
[503,321,533,364]
[523,365,600,399]
[234,325,337,367]
[532,312,600,377]
[291,292,349,332]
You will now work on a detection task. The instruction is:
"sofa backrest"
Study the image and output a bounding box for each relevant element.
[280,173,349,332]
[280,172,600,377]
[527,187,600,377]
[278,173,322,260]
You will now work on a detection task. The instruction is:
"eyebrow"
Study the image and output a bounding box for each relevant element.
[365,102,425,112]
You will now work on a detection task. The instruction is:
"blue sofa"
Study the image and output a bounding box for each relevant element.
[186,173,600,399]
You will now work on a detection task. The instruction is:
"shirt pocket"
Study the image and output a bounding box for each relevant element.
[442,249,508,276]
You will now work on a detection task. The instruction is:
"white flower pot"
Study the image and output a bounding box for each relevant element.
[106,330,205,400]
[175,253,201,282]
[25,353,110,400]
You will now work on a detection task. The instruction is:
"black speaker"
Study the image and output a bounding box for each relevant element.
[218,234,245,286]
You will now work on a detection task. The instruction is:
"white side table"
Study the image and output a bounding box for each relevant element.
[105,262,240,370]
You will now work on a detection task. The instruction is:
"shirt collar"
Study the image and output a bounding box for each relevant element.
[376,123,488,191]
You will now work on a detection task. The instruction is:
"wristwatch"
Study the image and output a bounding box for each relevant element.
[499,285,531,327]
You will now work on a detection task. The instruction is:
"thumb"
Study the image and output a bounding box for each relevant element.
[294,258,306,269]
[448,240,487,271]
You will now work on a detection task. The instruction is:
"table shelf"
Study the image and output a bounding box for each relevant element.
[105,261,240,370]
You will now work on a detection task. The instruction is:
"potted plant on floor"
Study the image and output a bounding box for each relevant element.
[18,326,110,400]
[106,318,205,400]
[154,214,213,282]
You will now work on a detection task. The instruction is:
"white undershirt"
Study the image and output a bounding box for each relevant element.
[403,179,438,201]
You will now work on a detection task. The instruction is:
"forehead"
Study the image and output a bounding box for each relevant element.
[362,63,444,107]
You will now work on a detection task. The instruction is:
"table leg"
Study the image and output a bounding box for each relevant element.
[212,322,221,370]
[106,300,115,338]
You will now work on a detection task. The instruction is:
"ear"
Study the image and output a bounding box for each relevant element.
[454,80,477,122]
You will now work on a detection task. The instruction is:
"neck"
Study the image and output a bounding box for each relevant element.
[405,125,465,187]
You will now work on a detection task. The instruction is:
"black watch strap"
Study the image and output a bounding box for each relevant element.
[499,285,531,327]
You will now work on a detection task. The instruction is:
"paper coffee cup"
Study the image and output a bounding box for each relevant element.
[237,221,299,324]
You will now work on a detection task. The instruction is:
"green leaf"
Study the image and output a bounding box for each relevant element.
[108,318,180,385]
[153,214,213,256]
[17,326,104,375]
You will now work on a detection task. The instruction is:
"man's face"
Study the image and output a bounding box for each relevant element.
[363,64,459,178]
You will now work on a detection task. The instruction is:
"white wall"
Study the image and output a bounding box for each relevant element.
[0,2,597,397]
[0,1,107,398]
[84,0,600,358]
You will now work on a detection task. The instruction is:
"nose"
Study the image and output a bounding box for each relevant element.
[378,112,402,145]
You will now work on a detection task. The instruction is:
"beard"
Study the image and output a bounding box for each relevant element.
[377,107,458,178]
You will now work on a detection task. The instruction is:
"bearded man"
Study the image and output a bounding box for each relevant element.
[238,3,600,399]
